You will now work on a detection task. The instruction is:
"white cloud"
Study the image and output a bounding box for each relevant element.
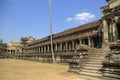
[66,17,73,21]
[66,12,95,24]
[74,13,95,21]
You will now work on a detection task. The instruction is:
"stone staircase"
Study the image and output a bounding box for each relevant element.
[102,68,120,80]
[77,48,120,80]
[78,52,105,80]
[69,47,120,80]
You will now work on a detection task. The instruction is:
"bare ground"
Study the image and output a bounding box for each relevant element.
[0,59,86,80]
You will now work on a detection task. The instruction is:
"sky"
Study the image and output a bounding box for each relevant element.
[0,0,108,43]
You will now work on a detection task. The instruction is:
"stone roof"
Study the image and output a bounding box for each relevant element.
[28,20,101,47]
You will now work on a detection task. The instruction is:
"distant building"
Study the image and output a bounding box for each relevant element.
[1,36,35,54]
[20,36,35,53]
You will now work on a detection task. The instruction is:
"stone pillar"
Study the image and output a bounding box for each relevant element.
[88,37,91,47]
[33,48,35,53]
[30,49,32,53]
[72,41,75,50]
[44,46,46,53]
[102,19,110,53]
[36,47,38,53]
[91,38,94,47]
[32,48,34,53]
[68,41,71,50]
[102,19,109,42]
[113,23,117,41]
[39,47,40,53]
[109,24,113,42]
[55,44,58,51]
[41,46,43,53]
[66,41,68,51]
[47,45,50,52]
[33,48,34,53]
[35,48,37,53]
[39,47,41,53]
[60,43,63,51]
[79,39,82,46]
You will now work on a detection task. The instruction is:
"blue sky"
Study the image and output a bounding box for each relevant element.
[0,0,107,43]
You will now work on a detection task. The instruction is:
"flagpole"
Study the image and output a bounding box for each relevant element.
[48,0,56,63]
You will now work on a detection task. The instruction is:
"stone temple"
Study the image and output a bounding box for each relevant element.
[0,0,120,80]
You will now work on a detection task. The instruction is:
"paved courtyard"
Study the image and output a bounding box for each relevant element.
[0,59,85,80]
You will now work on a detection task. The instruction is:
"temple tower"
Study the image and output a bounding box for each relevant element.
[101,0,120,52]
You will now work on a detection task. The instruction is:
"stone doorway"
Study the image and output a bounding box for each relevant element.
[117,24,120,39]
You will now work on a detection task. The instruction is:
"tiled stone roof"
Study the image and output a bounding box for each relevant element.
[27,20,101,47]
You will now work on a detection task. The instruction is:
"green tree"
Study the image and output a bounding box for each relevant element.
[0,39,3,52]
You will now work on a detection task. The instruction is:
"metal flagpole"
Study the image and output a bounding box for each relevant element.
[48,0,56,63]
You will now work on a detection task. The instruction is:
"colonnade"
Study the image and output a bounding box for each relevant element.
[0,49,16,54]
[25,36,95,54]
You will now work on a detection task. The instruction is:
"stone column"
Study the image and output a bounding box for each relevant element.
[35,48,37,53]
[88,37,91,47]
[32,48,34,53]
[36,47,38,53]
[41,46,43,53]
[102,19,110,53]
[79,39,82,46]
[66,41,68,51]
[39,47,41,53]
[36,48,38,53]
[91,38,94,47]
[68,42,70,50]
[29,48,32,53]
[109,24,113,42]
[47,45,50,52]
[60,43,63,51]
[55,44,58,51]
[72,41,75,50]
[44,46,46,53]
[102,19,109,42]
[113,22,117,41]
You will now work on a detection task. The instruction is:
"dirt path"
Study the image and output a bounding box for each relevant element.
[0,59,86,80]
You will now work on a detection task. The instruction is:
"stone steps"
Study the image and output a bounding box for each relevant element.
[88,59,103,61]
[84,64,102,67]
[83,66,102,70]
[79,71,103,80]
[85,61,102,64]
[102,68,120,80]
[79,74,103,80]
[78,52,105,80]
[103,73,120,80]
[88,57,104,60]
[80,69,102,74]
